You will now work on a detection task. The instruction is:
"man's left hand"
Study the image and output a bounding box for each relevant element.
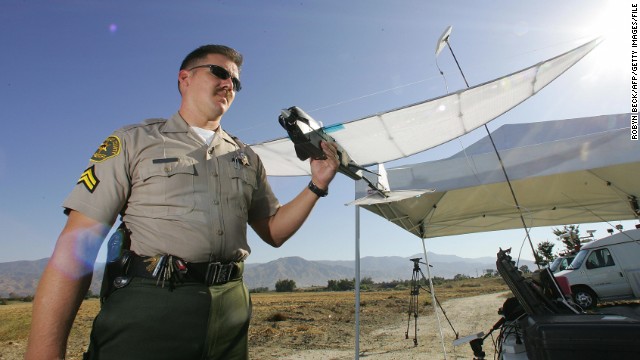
[309,141,339,190]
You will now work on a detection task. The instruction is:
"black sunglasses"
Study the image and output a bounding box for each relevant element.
[188,64,242,92]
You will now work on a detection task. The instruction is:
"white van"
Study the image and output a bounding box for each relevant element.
[555,228,640,309]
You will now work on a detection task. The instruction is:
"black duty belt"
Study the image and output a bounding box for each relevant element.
[126,253,243,286]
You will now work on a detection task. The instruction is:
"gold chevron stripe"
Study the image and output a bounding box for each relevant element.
[77,165,100,193]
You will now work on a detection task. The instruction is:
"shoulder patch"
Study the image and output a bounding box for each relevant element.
[91,135,121,163]
[78,165,100,193]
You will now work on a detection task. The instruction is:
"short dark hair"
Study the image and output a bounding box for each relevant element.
[180,44,243,71]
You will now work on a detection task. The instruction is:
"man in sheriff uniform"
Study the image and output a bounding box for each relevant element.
[26,45,339,360]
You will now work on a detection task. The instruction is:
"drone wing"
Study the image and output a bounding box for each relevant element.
[251,39,600,176]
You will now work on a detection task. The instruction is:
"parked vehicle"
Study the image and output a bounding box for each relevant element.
[549,255,576,273]
[555,228,640,309]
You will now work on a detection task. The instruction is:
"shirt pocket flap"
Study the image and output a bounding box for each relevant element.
[230,165,258,189]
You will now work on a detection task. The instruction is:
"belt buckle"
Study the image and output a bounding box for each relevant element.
[206,262,234,285]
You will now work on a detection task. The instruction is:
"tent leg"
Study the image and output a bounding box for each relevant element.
[421,238,448,359]
[355,206,361,359]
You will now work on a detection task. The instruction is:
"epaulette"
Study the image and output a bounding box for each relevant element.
[118,118,167,133]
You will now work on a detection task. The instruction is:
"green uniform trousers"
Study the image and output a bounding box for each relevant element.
[84,275,251,360]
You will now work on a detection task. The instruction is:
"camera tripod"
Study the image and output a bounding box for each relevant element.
[405,258,458,346]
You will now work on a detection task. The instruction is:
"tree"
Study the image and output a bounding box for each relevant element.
[275,279,296,292]
[535,241,555,266]
[327,278,354,291]
[553,225,582,255]
[484,269,495,277]
[327,279,338,291]
[360,277,374,286]
[519,265,530,274]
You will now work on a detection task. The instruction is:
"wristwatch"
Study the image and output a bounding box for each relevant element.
[307,180,328,197]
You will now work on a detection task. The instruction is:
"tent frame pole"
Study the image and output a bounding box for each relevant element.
[355,205,361,359]
[421,237,448,358]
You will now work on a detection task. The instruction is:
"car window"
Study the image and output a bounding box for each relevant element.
[569,250,587,269]
[549,258,562,272]
[585,248,615,269]
[563,256,576,270]
[559,258,569,271]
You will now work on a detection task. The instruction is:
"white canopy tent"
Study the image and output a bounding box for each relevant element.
[351,113,640,237]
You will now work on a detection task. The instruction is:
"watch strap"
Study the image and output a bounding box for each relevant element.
[308,180,328,197]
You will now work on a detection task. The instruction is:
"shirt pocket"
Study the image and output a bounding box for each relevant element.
[228,164,258,220]
[136,157,197,216]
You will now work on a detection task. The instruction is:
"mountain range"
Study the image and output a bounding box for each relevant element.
[0,253,536,297]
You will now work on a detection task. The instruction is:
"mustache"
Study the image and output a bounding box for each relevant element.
[215,87,232,100]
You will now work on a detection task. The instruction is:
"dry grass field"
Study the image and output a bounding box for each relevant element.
[0,277,509,359]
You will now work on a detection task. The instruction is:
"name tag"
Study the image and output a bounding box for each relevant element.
[152,158,179,164]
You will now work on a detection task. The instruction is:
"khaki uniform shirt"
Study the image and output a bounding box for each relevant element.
[63,113,280,263]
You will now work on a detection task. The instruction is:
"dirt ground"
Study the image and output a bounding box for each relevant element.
[0,278,509,359]
[248,291,510,360]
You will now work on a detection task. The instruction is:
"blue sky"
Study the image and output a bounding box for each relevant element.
[0,0,634,264]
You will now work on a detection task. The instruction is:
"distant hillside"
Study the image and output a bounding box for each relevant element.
[0,259,103,298]
[244,256,355,289]
[0,253,535,296]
